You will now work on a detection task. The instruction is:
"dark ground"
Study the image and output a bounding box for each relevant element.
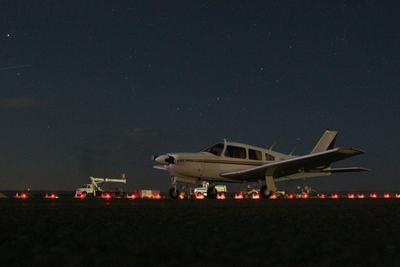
[1,198,400,266]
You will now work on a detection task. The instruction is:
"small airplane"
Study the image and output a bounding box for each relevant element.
[153,130,368,198]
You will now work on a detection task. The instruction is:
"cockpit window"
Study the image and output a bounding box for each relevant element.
[203,143,224,156]
[225,145,246,159]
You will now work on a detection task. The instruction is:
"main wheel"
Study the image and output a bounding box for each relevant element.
[259,185,272,199]
[169,187,179,199]
[207,186,217,199]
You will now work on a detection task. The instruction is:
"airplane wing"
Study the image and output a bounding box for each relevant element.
[220,147,364,181]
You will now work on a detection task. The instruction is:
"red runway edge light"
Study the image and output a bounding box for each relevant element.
[217,192,227,200]
[44,193,59,199]
[331,193,340,199]
[369,193,378,199]
[269,194,278,199]
[101,192,112,199]
[126,192,139,199]
[285,193,296,199]
[300,193,309,199]
[234,192,244,199]
[14,192,28,199]
[74,192,87,199]
[195,192,205,199]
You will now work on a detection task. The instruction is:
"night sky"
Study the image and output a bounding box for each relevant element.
[0,1,399,191]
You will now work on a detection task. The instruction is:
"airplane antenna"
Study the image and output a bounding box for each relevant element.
[269,141,276,150]
[290,137,301,155]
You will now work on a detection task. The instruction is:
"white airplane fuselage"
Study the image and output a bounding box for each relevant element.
[154,141,330,185]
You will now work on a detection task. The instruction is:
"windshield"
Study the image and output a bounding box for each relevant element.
[202,143,224,156]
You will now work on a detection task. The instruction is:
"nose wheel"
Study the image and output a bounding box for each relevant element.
[207,185,218,199]
[169,176,180,199]
[169,187,180,199]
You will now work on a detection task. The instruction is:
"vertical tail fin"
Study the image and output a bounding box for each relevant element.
[311,130,338,154]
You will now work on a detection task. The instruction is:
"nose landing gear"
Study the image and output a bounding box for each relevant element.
[169,176,179,199]
[169,187,179,199]
[206,185,217,199]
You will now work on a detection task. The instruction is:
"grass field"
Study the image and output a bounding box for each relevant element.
[1,198,400,266]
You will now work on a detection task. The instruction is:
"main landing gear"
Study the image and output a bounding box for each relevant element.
[260,175,277,199]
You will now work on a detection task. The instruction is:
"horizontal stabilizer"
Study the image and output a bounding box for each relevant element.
[324,167,370,173]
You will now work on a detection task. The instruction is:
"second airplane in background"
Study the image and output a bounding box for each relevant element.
[153,130,368,198]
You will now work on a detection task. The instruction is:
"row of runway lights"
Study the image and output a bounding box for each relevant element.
[12,192,400,200]
[235,192,399,200]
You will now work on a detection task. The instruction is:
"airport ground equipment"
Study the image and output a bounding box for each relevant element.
[75,175,127,197]
[193,183,227,198]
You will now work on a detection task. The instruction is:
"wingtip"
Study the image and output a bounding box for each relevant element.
[337,147,365,155]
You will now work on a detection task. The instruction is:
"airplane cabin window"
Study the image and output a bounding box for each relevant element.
[204,143,224,156]
[265,153,275,161]
[225,146,246,159]
[249,149,262,160]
